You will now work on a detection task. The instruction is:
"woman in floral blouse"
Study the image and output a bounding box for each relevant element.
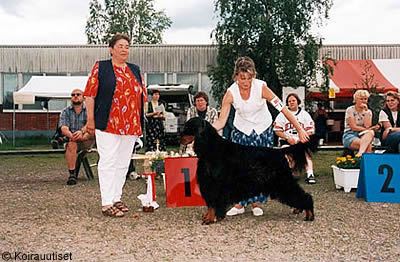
[84,33,147,218]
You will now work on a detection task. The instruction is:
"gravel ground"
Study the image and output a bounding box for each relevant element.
[0,153,399,262]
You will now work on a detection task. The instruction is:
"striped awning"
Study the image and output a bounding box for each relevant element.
[309,59,400,100]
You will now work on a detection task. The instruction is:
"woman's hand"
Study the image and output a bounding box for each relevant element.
[86,121,95,136]
[370,124,380,131]
[297,128,310,143]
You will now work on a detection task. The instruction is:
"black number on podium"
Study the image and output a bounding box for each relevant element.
[379,164,395,193]
[181,168,191,197]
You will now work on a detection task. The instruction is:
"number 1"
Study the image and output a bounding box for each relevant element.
[181,168,191,197]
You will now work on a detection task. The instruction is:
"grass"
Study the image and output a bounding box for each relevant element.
[0,135,50,150]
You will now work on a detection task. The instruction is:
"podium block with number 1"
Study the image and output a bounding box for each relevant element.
[164,157,206,207]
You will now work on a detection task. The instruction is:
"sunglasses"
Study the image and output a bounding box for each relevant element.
[71,93,82,97]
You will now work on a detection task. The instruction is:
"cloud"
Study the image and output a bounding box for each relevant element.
[162,27,215,44]
[0,0,25,16]
[0,0,89,44]
[155,0,216,29]
[316,0,400,44]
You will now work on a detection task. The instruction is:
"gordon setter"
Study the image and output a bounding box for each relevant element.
[181,117,318,224]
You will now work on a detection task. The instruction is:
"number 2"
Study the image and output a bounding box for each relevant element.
[379,164,395,193]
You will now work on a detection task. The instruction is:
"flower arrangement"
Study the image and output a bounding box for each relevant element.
[335,155,361,169]
[151,156,165,177]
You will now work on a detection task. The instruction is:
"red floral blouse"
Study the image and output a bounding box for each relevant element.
[83,62,147,136]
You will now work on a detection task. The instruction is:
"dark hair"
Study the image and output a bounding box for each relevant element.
[193,91,209,105]
[286,93,301,106]
[109,33,131,48]
[151,89,160,95]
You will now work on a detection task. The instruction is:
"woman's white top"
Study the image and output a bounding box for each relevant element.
[379,110,398,127]
[228,78,272,136]
[274,108,315,142]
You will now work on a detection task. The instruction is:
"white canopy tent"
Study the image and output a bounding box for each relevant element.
[13,76,88,104]
[11,76,88,145]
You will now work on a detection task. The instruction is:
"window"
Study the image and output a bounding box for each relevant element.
[167,73,174,84]
[147,73,164,86]
[2,73,18,109]
[177,73,198,93]
[200,74,217,108]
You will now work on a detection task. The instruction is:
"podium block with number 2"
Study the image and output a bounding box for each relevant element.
[164,157,206,207]
[356,153,400,203]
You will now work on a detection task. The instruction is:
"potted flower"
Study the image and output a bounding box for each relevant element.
[151,156,165,180]
[331,155,361,192]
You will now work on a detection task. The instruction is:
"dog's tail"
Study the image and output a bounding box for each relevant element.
[281,135,319,172]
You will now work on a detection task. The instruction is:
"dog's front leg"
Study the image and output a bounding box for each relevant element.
[202,208,217,225]
[202,207,212,222]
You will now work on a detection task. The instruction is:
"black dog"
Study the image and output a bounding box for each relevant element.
[181,117,318,224]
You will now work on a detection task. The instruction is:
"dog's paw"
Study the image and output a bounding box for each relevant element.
[202,217,217,225]
[304,210,314,221]
[293,208,303,214]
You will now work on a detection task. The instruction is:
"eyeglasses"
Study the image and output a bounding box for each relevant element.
[71,93,82,97]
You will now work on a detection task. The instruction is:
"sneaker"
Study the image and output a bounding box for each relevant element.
[252,207,263,216]
[226,206,245,216]
[67,175,77,185]
[305,175,316,184]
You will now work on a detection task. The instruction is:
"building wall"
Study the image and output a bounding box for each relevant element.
[319,44,400,60]
[0,44,218,73]
[1,44,400,134]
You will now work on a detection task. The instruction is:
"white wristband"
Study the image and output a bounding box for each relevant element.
[271,96,284,112]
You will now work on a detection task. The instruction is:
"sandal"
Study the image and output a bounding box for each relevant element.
[102,206,124,217]
[66,175,77,185]
[113,201,129,212]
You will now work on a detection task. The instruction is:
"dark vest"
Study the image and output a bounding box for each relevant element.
[380,107,400,140]
[95,60,144,130]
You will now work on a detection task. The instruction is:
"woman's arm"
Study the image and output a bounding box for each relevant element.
[212,91,233,131]
[261,84,309,142]
[85,97,95,136]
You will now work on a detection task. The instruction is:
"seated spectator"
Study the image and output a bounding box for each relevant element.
[59,89,94,185]
[274,93,316,184]
[379,91,400,153]
[342,90,380,156]
[187,91,218,122]
[185,91,218,152]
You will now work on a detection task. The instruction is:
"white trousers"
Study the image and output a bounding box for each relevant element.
[95,130,137,206]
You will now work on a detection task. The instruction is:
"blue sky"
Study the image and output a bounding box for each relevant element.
[0,0,399,45]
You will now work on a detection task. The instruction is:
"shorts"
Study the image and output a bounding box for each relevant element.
[342,131,360,149]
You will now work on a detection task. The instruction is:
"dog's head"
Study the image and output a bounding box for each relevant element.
[180,117,208,145]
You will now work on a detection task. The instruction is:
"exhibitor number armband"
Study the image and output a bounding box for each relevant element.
[271,96,284,112]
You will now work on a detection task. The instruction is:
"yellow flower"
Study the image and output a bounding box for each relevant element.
[346,155,352,159]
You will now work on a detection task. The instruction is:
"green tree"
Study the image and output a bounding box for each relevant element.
[354,61,385,126]
[86,0,172,44]
[85,0,107,44]
[208,0,333,105]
